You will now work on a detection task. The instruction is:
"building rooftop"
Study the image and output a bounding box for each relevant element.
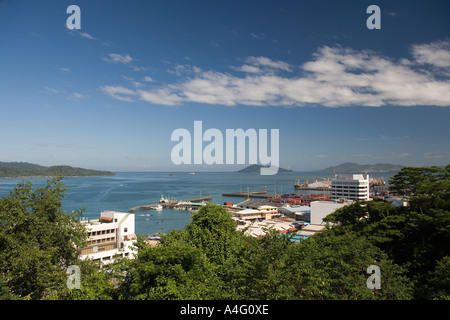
[236,199,285,208]
[333,174,369,181]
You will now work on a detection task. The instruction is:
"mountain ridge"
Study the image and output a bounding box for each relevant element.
[0,161,115,178]
[314,162,404,173]
[236,164,293,173]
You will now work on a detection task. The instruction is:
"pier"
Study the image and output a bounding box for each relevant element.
[128,196,212,212]
[222,191,269,198]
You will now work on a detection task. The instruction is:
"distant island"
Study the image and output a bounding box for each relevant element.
[0,161,115,178]
[314,162,404,173]
[237,164,293,173]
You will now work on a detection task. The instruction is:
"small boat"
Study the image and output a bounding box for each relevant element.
[151,205,163,211]
[189,172,195,175]
[159,195,169,203]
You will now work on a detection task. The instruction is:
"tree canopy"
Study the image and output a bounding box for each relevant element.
[0,178,86,299]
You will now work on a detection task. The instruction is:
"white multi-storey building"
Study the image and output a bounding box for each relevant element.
[79,210,137,264]
[331,174,370,202]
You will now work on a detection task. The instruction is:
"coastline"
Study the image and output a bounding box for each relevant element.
[0,174,115,179]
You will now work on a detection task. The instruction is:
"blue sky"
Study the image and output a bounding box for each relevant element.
[1,0,449,172]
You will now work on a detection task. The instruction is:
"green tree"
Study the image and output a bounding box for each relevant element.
[388,166,448,196]
[0,178,87,299]
[225,230,295,299]
[323,165,450,299]
[117,236,223,299]
[46,258,116,300]
[184,203,244,266]
[284,229,413,300]
[425,256,450,299]
[323,199,394,230]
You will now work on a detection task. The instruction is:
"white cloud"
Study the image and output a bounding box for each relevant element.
[101,41,450,107]
[103,53,133,64]
[132,81,145,88]
[68,92,90,100]
[250,32,266,39]
[411,40,450,68]
[143,76,154,82]
[167,64,202,76]
[122,75,134,81]
[236,65,262,74]
[245,56,292,72]
[44,86,59,94]
[80,32,95,40]
[137,88,184,106]
[100,85,136,102]
[424,151,444,159]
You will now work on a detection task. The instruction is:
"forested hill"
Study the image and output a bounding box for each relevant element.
[237,164,293,173]
[0,162,115,177]
[315,162,404,173]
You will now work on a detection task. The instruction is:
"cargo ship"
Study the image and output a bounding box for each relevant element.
[294,178,331,191]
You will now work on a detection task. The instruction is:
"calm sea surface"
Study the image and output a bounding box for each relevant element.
[0,171,395,236]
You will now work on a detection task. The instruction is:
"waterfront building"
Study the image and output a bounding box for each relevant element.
[236,198,285,210]
[233,205,280,221]
[331,174,370,202]
[79,211,137,264]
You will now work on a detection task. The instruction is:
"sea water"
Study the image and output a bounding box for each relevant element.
[0,171,394,236]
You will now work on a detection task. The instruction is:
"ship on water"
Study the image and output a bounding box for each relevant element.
[294,178,331,191]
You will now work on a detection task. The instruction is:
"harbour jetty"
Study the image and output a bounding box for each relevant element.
[222,191,269,198]
[129,196,212,212]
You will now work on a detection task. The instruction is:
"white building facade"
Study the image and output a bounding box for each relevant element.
[79,211,137,264]
[310,201,347,225]
[331,174,370,202]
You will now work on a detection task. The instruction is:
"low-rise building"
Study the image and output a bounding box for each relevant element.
[233,205,280,220]
[310,201,348,225]
[79,210,137,264]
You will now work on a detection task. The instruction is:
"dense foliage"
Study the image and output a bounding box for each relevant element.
[0,178,87,299]
[0,165,448,300]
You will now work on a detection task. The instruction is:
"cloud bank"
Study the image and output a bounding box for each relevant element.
[101,40,450,107]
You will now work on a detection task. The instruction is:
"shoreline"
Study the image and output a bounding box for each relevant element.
[0,175,115,179]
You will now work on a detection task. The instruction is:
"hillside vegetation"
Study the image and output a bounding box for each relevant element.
[315,162,404,173]
[0,162,115,177]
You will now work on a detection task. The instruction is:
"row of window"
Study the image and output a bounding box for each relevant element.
[333,192,368,196]
[88,229,116,237]
[332,186,368,189]
[93,252,130,262]
[87,237,116,246]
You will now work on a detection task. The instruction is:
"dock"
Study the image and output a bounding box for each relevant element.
[222,191,269,198]
[128,196,212,212]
